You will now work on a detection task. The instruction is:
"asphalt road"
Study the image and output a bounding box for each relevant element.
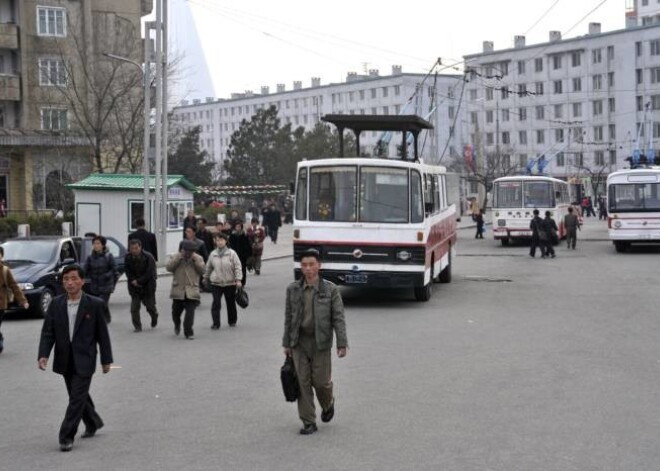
[2,218,660,471]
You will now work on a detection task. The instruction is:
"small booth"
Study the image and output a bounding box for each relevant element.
[67,174,197,255]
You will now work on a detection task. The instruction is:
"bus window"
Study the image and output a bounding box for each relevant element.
[609,183,660,212]
[424,174,434,215]
[441,175,448,209]
[494,181,522,208]
[309,166,357,222]
[524,181,554,208]
[411,170,424,223]
[359,167,408,223]
[295,168,307,220]
[433,175,440,212]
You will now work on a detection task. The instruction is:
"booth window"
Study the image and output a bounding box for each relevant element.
[168,201,193,228]
[129,201,145,230]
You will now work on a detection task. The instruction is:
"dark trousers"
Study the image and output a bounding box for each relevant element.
[530,237,545,257]
[211,285,237,327]
[0,309,4,344]
[268,227,279,243]
[172,298,198,337]
[130,291,158,329]
[59,371,103,443]
[543,239,555,256]
[475,224,484,239]
[566,228,577,248]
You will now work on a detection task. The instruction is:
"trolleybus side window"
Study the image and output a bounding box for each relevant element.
[411,170,424,223]
[495,181,522,208]
[295,168,308,220]
[433,174,441,212]
[424,174,434,215]
[359,167,408,223]
[309,166,357,222]
[441,174,448,209]
[524,181,554,208]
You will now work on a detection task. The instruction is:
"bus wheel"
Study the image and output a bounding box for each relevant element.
[614,241,629,253]
[500,238,510,247]
[414,282,432,302]
[438,252,452,283]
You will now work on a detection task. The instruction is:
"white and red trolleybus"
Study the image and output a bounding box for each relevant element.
[292,115,457,301]
[491,175,572,245]
[607,167,660,252]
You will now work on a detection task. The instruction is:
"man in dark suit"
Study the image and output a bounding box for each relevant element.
[38,264,113,452]
[128,218,158,261]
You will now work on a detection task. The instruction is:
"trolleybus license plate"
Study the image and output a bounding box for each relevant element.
[345,274,368,284]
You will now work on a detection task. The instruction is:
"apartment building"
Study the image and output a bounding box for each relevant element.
[0,0,151,212]
[462,22,660,181]
[172,67,464,180]
[626,0,660,26]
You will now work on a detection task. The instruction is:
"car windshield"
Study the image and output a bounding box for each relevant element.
[1,240,57,263]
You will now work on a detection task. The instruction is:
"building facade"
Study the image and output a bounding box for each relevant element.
[172,68,464,180]
[627,0,660,27]
[0,0,151,213]
[462,22,660,185]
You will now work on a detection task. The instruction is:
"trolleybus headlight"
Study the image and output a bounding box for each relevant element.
[614,220,622,228]
[396,250,412,261]
[498,219,506,227]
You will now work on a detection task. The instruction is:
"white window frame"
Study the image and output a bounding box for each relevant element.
[40,107,68,130]
[37,6,66,37]
[38,58,66,86]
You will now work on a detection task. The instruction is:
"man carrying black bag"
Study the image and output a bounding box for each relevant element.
[282,249,348,435]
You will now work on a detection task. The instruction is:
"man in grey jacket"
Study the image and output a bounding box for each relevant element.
[167,240,205,339]
[282,249,348,435]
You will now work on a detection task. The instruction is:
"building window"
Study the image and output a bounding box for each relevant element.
[394,85,400,96]
[570,51,581,67]
[575,153,584,166]
[636,41,643,57]
[594,126,603,141]
[519,130,527,145]
[572,77,582,92]
[518,60,526,75]
[609,150,617,165]
[552,54,562,70]
[572,127,583,141]
[359,90,365,100]
[535,105,545,120]
[448,106,455,119]
[607,46,614,61]
[501,87,509,99]
[502,109,509,122]
[608,98,616,113]
[470,111,478,124]
[608,72,614,88]
[518,83,527,95]
[371,89,377,99]
[592,100,603,115]
[536,130,545,144]
[609,124,616,139]
[637,68,644,85]
[553,80,563,94]
[555,128,564,142]
[592,48,602,63]
[486,133,494,145]
[502,132,510,144]
[651,39,660,56]
[469,89,478,101]
[519,154,528,167]
[41,107,68,130]
[486,110,494,123]
[556,152,565,166]
[486,88,493,101]
[637,95,644,111]
[37,6,66,37]
[651,94,660,110]
[382,87,388,98]
[535,82,544,95]
[39,58,66,86]
[535,58,543,72]
[651,67,660,84]
[592,74,602,90]
[554,104,563,119]
[500,62,509,75]
[595,151,605,166]
[382,106,389,115]
[519,107,527,121]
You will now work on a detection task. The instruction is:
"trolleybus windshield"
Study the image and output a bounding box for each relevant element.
[609,182,660,212]
[494,180,555,208]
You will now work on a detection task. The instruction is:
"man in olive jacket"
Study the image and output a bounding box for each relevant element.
[167,240,205,339]
[282,249,348,435]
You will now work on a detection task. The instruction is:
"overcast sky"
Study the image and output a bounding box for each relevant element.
[177,0,628,99]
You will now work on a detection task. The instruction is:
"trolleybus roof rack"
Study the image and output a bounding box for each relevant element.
[321,114,433,161]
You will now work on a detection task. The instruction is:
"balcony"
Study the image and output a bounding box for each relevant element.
[0,75,19,101]
[0,23,18,50]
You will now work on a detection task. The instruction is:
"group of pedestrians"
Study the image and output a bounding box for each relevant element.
[529,206,582,258]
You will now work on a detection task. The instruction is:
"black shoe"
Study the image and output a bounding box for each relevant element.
[551,254,556,258]
[151,315,158,328]
[321,400,335,423]
[60,440,73,452]
[299,423,317,435]
[81,423,102,438]
[211,325,220,330]
[229,323,236,327]
[174,326,180,336]
[133,327,142,333]
[255,270,260,275]
[185,335,194,340]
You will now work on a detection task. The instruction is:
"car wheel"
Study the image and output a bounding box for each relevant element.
[414,281,432,302]
[38,288,54,318]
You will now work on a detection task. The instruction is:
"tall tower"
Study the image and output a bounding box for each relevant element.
[168,0,215,103]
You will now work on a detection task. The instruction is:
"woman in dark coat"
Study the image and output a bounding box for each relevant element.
[83,235,118,323]
[229,221,252,286]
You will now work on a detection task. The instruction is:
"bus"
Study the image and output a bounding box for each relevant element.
[292,115,457,301]
[491,176,572,245]
[607,167,660,252]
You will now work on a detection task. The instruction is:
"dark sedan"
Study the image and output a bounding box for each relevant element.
[1,236,126,317]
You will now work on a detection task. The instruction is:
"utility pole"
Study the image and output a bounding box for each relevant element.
[153,0,168,263]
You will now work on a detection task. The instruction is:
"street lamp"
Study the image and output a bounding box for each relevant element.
[102,50,151,233]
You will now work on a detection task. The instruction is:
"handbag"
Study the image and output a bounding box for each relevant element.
[236,287,249,309]
[280,356,299,402]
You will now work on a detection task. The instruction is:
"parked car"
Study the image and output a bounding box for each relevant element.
[0,235,126,317]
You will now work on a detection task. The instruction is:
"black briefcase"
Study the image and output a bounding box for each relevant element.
[280,356,299,402]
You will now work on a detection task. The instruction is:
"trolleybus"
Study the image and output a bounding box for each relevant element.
[491,175,572,245]
[292,115,457,301]
[607,167,660,252]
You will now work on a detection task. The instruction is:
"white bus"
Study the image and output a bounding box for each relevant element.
[607,167,660,252]
[292,115,457,301]
[491,176,572,245]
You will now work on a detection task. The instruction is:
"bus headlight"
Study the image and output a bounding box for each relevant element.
[396,250,412,261]
[613,220,622,229]
[498,219,506,227]
[17,283,33,290]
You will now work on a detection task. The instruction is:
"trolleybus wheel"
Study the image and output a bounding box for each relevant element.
[500,238,510,247]
[614,241,629,253]
[414,282,432,302]
[438,251,452,284]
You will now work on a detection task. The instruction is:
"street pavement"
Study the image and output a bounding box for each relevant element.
[2,217,660,470]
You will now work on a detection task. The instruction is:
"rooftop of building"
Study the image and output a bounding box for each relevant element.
[67,174,197,192]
